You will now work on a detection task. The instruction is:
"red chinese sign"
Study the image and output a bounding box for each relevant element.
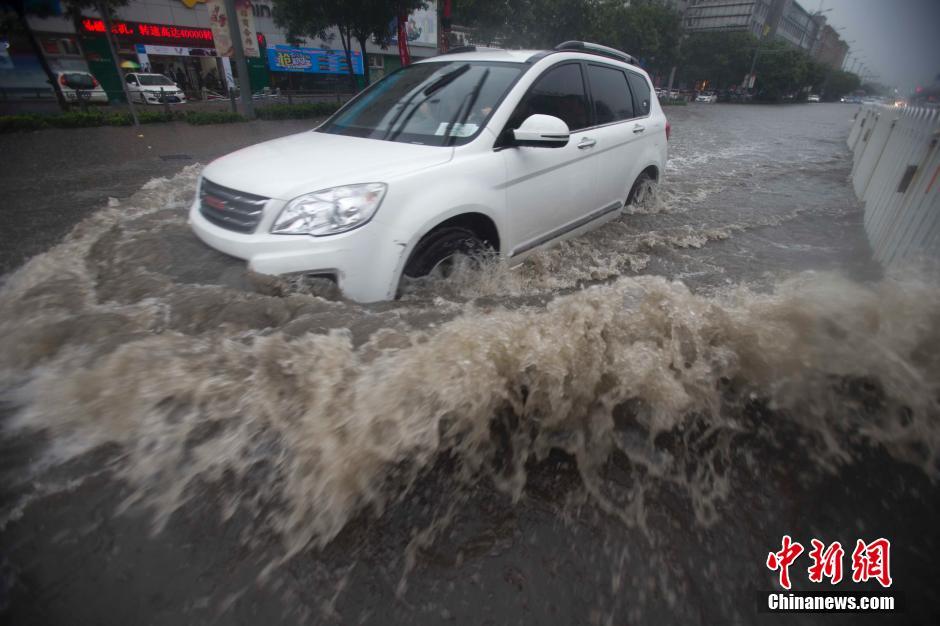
[80,18,213,46]
[766,535,804,590]
[767,536,892,590]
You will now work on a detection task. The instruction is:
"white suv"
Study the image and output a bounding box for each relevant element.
[190,41,669,302]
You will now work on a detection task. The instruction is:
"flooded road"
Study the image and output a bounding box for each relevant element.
[1,103,938,625]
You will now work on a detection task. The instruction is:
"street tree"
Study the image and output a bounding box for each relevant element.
[824,69,861,100]
[678,31,756,90]
[802,58,827,96]
[592,0,682,75]
[452,0,599,49]
[1,0,70,110]
[754,40,807,101]
[273,0,425,90]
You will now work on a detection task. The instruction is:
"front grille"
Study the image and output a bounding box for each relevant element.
[199,178,268,234]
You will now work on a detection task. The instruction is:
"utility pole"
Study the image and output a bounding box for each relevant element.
[223,0,254,118]
[747,30,765,94]
[98,1,139,126]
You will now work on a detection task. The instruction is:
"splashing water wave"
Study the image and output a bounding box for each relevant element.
[1,166,938,571]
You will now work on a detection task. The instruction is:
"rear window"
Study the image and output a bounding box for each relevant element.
[63,73,95,89]
[626,72,652,116]
[138,75,175,86]
[587,64,634,124]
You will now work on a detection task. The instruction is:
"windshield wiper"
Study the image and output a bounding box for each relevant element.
[423,64,470,97]
[444,68,489,146]
[386,64,471,142]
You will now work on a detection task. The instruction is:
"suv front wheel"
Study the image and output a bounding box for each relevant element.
[403,226,491,279]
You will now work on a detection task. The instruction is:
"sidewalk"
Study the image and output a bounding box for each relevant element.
[0,119,317,275]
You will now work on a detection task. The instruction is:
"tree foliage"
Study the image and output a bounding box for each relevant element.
[754,39,808,100]
[678,31,756,89]
[824,70,861,100]
[452,0,681,74]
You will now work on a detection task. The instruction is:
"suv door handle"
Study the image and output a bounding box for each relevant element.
[633,124,646,134]
[578,137,597,149]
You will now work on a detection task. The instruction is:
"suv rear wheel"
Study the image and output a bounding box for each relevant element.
[627,171,658,211]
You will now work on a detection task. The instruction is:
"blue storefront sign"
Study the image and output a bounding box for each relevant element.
[266,46,363,75]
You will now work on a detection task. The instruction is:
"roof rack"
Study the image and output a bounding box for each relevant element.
[553,41,638,66]
[443,45,478,55]
[442,45,504,55]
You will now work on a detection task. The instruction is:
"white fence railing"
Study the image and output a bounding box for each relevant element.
[848,105,939,267]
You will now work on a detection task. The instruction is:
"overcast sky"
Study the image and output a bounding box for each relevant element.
[819,0,940,92]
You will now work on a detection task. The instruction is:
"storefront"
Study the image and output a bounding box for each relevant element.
[4,0,438,103]
[77,17,246,100]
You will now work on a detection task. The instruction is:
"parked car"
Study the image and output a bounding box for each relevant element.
[190,42,669,302]
[124,73,186,104]
[695,92,717,103]
[55,71,108,104]
[807,94,821,103]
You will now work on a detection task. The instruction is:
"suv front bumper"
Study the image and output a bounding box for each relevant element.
[188,199,407,302]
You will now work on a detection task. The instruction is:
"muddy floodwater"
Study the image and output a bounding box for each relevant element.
[1,104,938,625]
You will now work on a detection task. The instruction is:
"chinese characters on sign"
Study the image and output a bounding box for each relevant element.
[205,0,259,58]
[80,18,213,44]
[206,0,233,57]
[266,46,364,75]
[766,536,892,590]
[235,0,260,58]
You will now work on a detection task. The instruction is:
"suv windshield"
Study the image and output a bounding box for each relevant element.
[319,61,524,146]
[63,73,95,89]
[138,75,175,86]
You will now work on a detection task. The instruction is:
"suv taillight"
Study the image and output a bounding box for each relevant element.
[58,75,67,86]
[665,120,671,141]
[92,77,99,88]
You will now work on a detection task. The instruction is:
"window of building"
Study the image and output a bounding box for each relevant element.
[587,64,634,124]
[40,36,80,56]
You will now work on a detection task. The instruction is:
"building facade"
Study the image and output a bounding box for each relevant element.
[680,0,851,69]
[813,22,848,70]
[2,0,439,102]
[682,0,818,51]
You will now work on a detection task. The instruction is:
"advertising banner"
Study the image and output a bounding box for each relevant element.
[206,0,233,57]
[234,0,261,58]
[266,46,363,75]
[390,0,438,48]
[206,0,260,58]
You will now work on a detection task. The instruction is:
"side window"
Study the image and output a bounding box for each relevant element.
[587,64,634,124]
[626,72,651,116]
[126,75,137,85]
[506,63,590,134]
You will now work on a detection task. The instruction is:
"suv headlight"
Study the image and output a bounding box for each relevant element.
[271,183,387,236]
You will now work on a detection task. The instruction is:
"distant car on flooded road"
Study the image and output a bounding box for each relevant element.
[695,92,717,103]
[190,41,669,302]
[807,94,821,103]
[124,73,186,105]
[55,71,108,105]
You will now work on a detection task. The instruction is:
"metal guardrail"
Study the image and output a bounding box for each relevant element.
[848,104,940,268]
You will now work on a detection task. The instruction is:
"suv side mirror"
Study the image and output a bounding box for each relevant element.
[512,114,570,148]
